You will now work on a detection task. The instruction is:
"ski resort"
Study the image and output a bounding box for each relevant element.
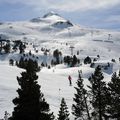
[0,1,120,120]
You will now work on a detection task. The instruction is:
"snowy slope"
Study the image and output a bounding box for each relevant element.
[0,11,119,41]
[0,12,120,119]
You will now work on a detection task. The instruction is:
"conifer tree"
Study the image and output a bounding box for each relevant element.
[84,56,91,64]
[88,65,107,120]
[72,70,91,120]
[3,43,11,53]
[64,56,71,66]
[118,70,120,78]
[53,49,60,64]
[107,72,120,119]
[71,55,78,67]
[57,98,70,120]
[9,59,54,120]
[19,42,26,54]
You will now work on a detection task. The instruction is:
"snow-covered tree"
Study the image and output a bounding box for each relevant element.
[57,98,70,120]
[3,43,11,53]
[19,42,26,54]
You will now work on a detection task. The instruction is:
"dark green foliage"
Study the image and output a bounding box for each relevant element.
[3,43,11,53]
[9,59,54,120]
[53,49,60,64]
[17,57,24,68]
[77,59,80,64]
[64,55,79,67]
[90,63,95,68]
[29,50,32,56]
[64,56,71,65]
[93,58,97,62]
[97,55,100,58]
[72,71,91,120]
[9,59,14,66]
[77,50,79,55]
[84,56,91,64]
[26,59,40,72]
[13,40,22,51]
[19,42,26,54]
[111,59,116,63]
[107,72,120,119]
[58,98,70,120]
[53,49,62,65]
[51,59,54,66]
[17,57,40,72]
[41,62,45,67]
[88,66,107,120]
[119,70,120,78]
[48,65,51,69]
[71,55,78,67]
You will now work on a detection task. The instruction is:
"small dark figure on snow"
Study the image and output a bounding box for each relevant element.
[4,111,10,120]
[68,75,72,86]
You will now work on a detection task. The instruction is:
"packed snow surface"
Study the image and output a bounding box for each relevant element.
[0,12,120,119]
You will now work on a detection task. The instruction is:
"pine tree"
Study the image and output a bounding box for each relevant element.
[17,58,40,72]
[71,55,78,67]
[3,43,11,53]
[118,70,120,78]
[9,59,14,66]
[57,98,70,120]
[88,65,107,120]
[84,56,91,64]
[72,71,91,120]
[107,72,120,119]
[9,59,54,120]
[19,42,25,54]
[64,56,71,66]
[53,49,60,64]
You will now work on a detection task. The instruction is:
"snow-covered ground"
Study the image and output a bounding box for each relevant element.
[0,61,114,119]
[0,12,120,119]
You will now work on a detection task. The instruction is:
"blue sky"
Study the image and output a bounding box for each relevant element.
[0,0,120,30]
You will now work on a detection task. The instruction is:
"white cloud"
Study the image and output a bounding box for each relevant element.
[1,0,120,12]
[44,0,120,12]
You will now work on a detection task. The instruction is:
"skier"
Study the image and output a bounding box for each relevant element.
[4,111,10,120]
[68,75,72,86]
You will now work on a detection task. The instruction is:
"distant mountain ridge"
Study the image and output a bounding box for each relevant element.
[0,11,119,41]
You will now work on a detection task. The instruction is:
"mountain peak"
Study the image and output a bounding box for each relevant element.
[30,11,62,23]
[43,11,60,18]
[30,11,73,29]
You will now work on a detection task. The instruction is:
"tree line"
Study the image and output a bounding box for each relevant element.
[72,66,120,120]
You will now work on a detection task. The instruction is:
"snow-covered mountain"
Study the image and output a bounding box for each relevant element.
[1,11,119,41]
[0,12,120,120]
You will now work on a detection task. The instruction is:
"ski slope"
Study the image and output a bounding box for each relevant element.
[0,12,120,119]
